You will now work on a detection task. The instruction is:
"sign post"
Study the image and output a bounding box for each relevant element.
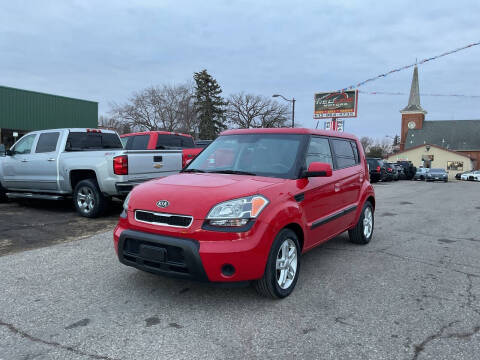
[314,90,358,132]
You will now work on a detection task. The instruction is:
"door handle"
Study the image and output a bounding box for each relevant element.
[21,159,28,162]
[334,183,341,192]
[47,158,55,162]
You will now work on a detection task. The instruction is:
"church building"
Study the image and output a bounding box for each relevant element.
[387,66,480,176]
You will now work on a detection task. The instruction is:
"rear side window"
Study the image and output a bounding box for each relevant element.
[35,132,60,153]
[123,135,150,150]
[65,132,122,151]
[156,134,194,149]
[305,137,333,168]
[331,139,358,169]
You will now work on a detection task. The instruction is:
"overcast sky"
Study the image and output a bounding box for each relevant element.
[1,0,479,138]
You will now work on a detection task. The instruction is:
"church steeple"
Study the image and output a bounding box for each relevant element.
[401,65,427,114]
[399,65,427,151]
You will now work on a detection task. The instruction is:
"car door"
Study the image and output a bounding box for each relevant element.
[2,133,38,190]
[300,136,345,249]
[330,138,362,225]
[28,131,61,191]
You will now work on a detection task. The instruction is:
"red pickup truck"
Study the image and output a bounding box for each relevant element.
[120,131,203,167]
[114,128,375,298]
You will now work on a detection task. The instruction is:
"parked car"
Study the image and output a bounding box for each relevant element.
[455,171,469,180]
[366,158,386,183]
[386,163,399,181]
[426,168,448,182]
[396,161,417,180]
[121,131,203,168]
[460,170,480,181]
[0,128,183,217]
[413,167,429,180]
[114,128,375,298]
[394,164,406,180]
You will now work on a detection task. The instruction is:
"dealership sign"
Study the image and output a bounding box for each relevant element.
[314,90,358,119]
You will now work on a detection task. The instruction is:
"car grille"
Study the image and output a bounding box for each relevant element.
[135,210,193,228]
[122,237,188,274]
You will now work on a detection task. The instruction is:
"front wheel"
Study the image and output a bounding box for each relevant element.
[348,201,374,245]
[254,229,301,299]
[73,179,108,218]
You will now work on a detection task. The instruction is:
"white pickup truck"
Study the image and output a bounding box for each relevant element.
[0,128,183,217]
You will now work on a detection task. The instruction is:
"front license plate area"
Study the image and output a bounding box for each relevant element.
[139,245,166,263]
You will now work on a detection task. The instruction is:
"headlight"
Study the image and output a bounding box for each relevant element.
[206,195,269,227]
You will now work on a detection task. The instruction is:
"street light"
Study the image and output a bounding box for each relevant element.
[272,94,295,128]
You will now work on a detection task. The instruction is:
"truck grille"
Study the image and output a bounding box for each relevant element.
[135,210,193,228]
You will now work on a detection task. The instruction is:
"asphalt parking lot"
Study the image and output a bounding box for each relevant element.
[0,199,121,256]
[0,181,479,360]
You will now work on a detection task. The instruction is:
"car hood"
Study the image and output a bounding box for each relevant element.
[128,173,286,218]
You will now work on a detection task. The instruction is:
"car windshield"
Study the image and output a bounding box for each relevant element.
[184,134,304,179]
[430,168,445,174]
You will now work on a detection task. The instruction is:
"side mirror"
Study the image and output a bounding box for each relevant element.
[0,144,5,156]
[303,162,332,178]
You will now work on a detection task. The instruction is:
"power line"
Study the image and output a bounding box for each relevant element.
[339,41,480,91]
[359,90,480,98]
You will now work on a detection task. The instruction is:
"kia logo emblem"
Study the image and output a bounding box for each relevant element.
[156,200,169,208]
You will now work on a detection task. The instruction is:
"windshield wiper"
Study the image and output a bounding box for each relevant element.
[182,168,206,173]
[208,170,257,176]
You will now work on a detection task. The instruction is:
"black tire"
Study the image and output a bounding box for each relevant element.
[254,229,301,299]
[73,179,108,218]
[420,176,425,181]
[348,201,374,245]
[0,185,7,203]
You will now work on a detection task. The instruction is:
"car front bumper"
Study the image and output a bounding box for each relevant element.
[114,217,272,283]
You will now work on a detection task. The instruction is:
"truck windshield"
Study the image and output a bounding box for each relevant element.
[65,132,123,151]
[184,134,304,179]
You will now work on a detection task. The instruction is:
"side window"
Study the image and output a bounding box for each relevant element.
[35,132,60,153]
[331,139,357,169]
[305,137,333,168]
[124,135,150,150]
[181,136,195,148]
[12,134,36,155]
[350,141,359,163]
[156,135,182,149]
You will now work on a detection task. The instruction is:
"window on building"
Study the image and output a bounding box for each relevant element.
[447,161,463,171]
[36,132,60,153]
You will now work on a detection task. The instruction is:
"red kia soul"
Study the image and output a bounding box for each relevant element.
[114,128,375,298]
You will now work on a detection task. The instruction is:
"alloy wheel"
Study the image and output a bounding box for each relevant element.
[77,186,95,214]
[276,238,298,289]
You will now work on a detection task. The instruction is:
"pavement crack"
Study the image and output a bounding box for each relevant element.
[0,319,121,360]
[412,321,458,360]
[412,321,480,360]
[466,274,480,316]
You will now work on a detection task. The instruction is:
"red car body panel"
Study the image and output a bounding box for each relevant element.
[114,128,375,283]
[120,131,203,167]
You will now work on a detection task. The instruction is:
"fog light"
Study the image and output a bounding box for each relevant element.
[221,264,235,277]
[209,219,248,227]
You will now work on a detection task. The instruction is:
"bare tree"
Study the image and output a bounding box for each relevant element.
[226,93,289,128]
[110,83,198,134]
[98,115,131,134]
[359,136,374,152]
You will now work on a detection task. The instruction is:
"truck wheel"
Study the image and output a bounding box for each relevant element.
[254,229,301,299]
[348,201,374,245]
[73,179,107,218]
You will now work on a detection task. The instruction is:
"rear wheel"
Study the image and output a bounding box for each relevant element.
[254,229,300,299]
[73,179,108,218]
[348,201,374,245]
